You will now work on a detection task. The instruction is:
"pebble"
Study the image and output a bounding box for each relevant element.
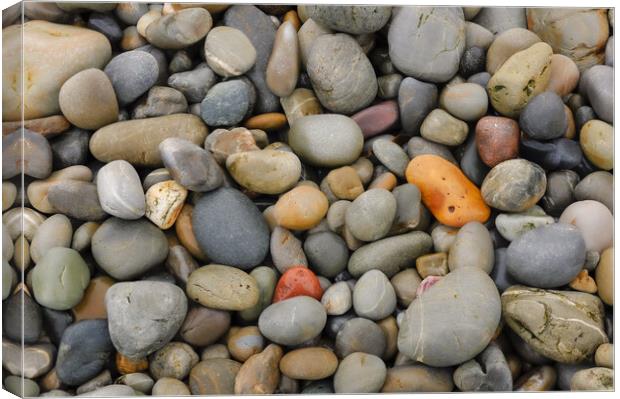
[348,231,432,277]
[389,7,465,82]
[2,339,55,379]
[345,188,397,242]
[351,101,399,139]
[335,317,386,358]
[201,79,255,127]
[475,116,519,167]
[145,8,212,49]
[58,68,118,130]
[420,109,469,146]
[353,269,396,320]
[204,26,256,77]
[4,376,40,397]
[580,65,613,123]
[547,54,580,96]
[325,167,364,200]
[96,160,145,220]
[334,352,387,393]
[453,342,513,391]
[559,200,613,253]
[117,373,154,393]
[91,217,168,280]
[189,359,241,395]
[439,83,488,121]
[390,183,422,234]
[3,21,111,121]
[50,128,90,169]
[459,46,486,77]
[507,223,585,288]
[234,344,282,394]
[595,343,613,369]
[201,344,231,361]
[398,77,438,135]
[481,159,546,212]
[116,3,149,24]
[407,155,490,227]
[186,264,259,311]
[280,347,338,380]
[495,206,554,241]
[56,319,114,386]
[239,266,277,321]
[106,281,188,359]
[258,296,326,345]
[595,247,613,306]
[227,150,301,195]
[206,127,260,164]
[372,139,409,177]
[132,86,188,119]
[72,276,114,321]
[273,266,322,302]
[150,378,190,396]
[2,260,13,299]
[398,267,501,367]
[3,288,42,343]
[149,342,199,380]
[519,92,568,140]
[269,227,307,272]
[168,63,217,103]
[407,137,456,164]
[579,119,613,170]
[244,113,287,131]
[90,114,208,167]
[79,385,137,397]
[302,5,391,34]
[473,7,526,34]
[227,326,264,362]
[192,187,269,269]
[502,286,608,363]
[574,171,613,212]
[273,185,329,230]
[520,137,582,171]
[181,306,230,347]
[321,281,352,315]
[389,269,421,307]
[486,42,552,117]
[266,21,299,97]
[304,231,349,278]
[46,180,106,221]
[540,170,580,216]
[104,50,159,106]
[486,28,541,74]
[3,129,53,179]
[570,367,613,391]
[382,364,454,392]
[144,180,188,229]
[29,213,72,263]
[514,365,557,391]
[448,221,494,273]
[307,34,377,114]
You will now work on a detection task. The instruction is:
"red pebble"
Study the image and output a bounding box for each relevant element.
[351,100,399,138]
[273,266,323,303]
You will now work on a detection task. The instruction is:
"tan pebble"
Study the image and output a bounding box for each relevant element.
[175,204,209,261]
[266,21,300,97]
[152,377,190,396]
[249,129,269,148]
[564,105,576,139]
[283,10,301,30]
[568,269,597,294]
[13,236,31,271]
[121,26,147,51]
[2,182,17,211]
[326,166,364,200]
[415,253,449,278]
[27,165,93,214]
[227,326,265,362]
[273,185,328,230]
[390,269,421,307]
[234,344,283,394]
[204,26,256,77]
[205,127,259,165]
[594,343,613,369]
[116,353,149,375]
[226,150,302,195]
[369,172,397,191]
[378,316,399,360]
[280,88,322,126]
[145,180,188,230]
[342,224,363,251]
[326,200,351,234]
[2,115,70,137]
[580,119,613,170]
[547,54,580,97]
[137,9,162,37]
[279,347,338,380]
[595,247,613,305]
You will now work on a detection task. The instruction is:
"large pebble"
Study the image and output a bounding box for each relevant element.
[307,34,377,114]
[104,50,159,106]
[200,79,255,127]
[519,92,567,140]
[96,160,145,220]
[448,221,494,273]
[47,181,106,221]
[352,270,396,320]
[345,189,397,242]
[388,7,465,82]
[559,200,613,253]
[145,8,212,49]
[106,281,188,359]
[180,306,230,347]
[91,217,168,280]
[56,319,114,386]
[280,347,338,380]
[481,159,547,212]
[301,5,391,34]
[89,114,208,167]
[507,223,586,288]
[266,21,299,97]
[192,187,269,269]
[288,114,363,167]
[398,267,501,367]
[227,150,301,195]
[204,26,256,77]
[334,352,386,393]
[502,286,608,363]
[304,232,349,278]
[258,296,326,345]
[32,248,90,310]
[160,137,223,192]
[186,264,259,311]
[3,21,111,121]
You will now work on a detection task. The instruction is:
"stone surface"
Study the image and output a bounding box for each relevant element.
[186,264,259,311]
[144,180,188,229]
[486,28,541,74]
[502,286,608,363]
[3,129,53,180]
[181,306,230,347]
[234,344,282,394]
[382,364,454,392]
[570,367,613,391]
[96,160,145,220]
[481,159,547,212]
[30,213,72,263]
[352,269,396,320]
[351,101,399,139]
[50,128,90,169]
[205,26,256,77]
[580,65,613,123]
[574,171,613,212]
[47,180,107,221]
[149,342,199,380]
[334,352,387,393]
[189,359,241,395]
[168,63,217,103]
[495,205,554,242]
[104,50,159,106]
[346,189,397,242]
[372,139,410,177]
[448,221,494,273]
[145,8,212,49]
[273,185,329,231]
[452,342,513,391]
[579,119,613,170]
[91,217,168,280]
[507,223,586,288]
[475,116,519,167]
[280,347,338,380]
[439,83,488,121]
[595,247,613,306]
[200,79,255,127]
[132,86,188,119]
[106,281,188,359]
[227,150,301,195]
[266,21,299,97]
[398,267,501,367]
[389,7,465,82]
[192,187,269,269]
[258,296,326,345]
[398,77,438,136]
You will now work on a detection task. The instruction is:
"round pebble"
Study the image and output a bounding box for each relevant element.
[204,26,256,77]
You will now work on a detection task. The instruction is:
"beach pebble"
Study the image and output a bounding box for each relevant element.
[439,83,488,121]
[519,92,568,140]
[481,159,547,212]
[420,109,469,146]
[200,79,255,127]
[104,50,159,106]
[334,353,386,393]
[145,8,212,49]
[448,221,494,273]
[398,77,438,135]
[96,160,145,220]
[186,264,259,311]
[258,296,326,346]
[301,5,391,34]
[204,26,256,77]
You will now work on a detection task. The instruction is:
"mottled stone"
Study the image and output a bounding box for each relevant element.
[189,359,241,395]
[481,159,547,212]
[187,264,259,311]
[145,8,212,49]
[420,109,469,146]
[475,116,519,167]
[227,150,301,195]
[3,129,53,179]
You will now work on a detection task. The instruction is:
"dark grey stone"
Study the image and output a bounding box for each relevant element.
[200,80,254,127]
[575,106,596,133]
[460,134,489,186]
[335,317,386,358]
[105,50,159,105]
[459,46,486,78]
[41,308,74,346]
[580,65,613,123]
[304,232,349,278]
[168,63,217,103]
[223,5,278,113]
[398,77,438,135]
[507,223,586,288]
[51,128,90,169]
[159,137,223,192]
[192,187,269,269]
[519,92,567,140]
[56,319,114,386]
[520,138,582,170]
[377,73,403,99]
[2,290,42,344]
[87,12,122,43]
[541,170,580,217]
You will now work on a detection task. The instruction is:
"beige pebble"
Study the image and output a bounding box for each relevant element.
[145,180,188,230]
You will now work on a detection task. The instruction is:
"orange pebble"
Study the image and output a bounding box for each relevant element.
[369,172,397,191]
[116,353,149,375]
[405,154,490,227]
[283,10,302,30]
[244,113,288,131]
[274,185,328,230]
[273,266,323,303]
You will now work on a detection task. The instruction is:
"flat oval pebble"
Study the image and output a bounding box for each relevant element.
[280,347,338,380]
[372,139,409,177]
[145,8,212,49]
[439,83,488,121]
[227,150,301,195]
[200,79,255,127]
[398,267,501,367]
[258,296,326,346]
[345,188,397,242]
[192,187,269,269]
[481,159,547,212]
[559,200,613,253]
[475,116,520,167]
[186,264,259,311]
[382,365,454,392]
[334,352,387,393]
[96,160,145,220]
[204,26,256,77]
[519,92,567,140]
[273,185,329,231]
[104,50,158,106]
[495,205,554,241]
[30,213,72,263]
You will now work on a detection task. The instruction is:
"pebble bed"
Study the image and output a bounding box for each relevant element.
[1,3,615,396]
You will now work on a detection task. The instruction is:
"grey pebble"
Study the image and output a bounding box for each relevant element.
[200,80,255,126]
[96,160,145,220]
[168,63,217,103]
[104,50,159,106]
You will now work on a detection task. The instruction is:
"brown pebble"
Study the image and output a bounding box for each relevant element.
[189,359,241,395]
[326,166,364,200]
[116,353,149,375]
[563,105,576,139]
[40,368,63,392]
[244,113,288,131]
[205,127,260,165]
[175,204,209,262]
[234,344,283,394]
[227,326,265,362]
[283,10,301,30]
[72,275,114,321]
[475,116,520,167]
[368,172,397,191]
[266,21,300,97]
[569,269,598,294]
[378,316,399,360]
[515,365,557,391]
[415,253,449,278]
[547,54,580,97]
[273,185,329,230]
[280,88,322,126]
[181,306,231,347]
[351,100,399,139]
[279,347,338,380]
